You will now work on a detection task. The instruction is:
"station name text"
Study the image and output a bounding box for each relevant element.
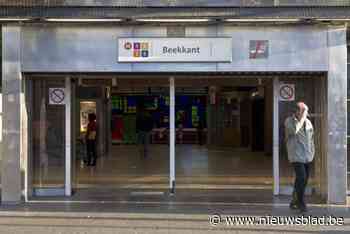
[163,46,200,54]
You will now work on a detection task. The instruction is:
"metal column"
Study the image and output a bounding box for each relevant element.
[273,77,280,195]
[24,78,33,202]
[1,25,22,204]
[326,26,348,204]
[169,76,176,194]
[65,77,72,196]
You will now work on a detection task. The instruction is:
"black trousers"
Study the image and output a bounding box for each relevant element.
[86,140,97,164]
[292,162,311,206]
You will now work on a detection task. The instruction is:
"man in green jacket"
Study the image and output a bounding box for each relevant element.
[284,102,315,212]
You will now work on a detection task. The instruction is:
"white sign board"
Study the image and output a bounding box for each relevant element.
[279,84,295,101]
[118,37,232,62]
[49,88,65,105]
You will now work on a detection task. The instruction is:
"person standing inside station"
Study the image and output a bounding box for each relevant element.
[136,102,154,159]
[86,113,97,166]
[284,102,315,212]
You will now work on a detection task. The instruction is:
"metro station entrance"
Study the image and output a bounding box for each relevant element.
[29,73,326,198]
[71,76,274,192]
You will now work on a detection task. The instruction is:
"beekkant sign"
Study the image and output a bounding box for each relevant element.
[118,38,232,62]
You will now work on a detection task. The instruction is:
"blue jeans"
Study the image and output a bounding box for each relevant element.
[137,131,150,158]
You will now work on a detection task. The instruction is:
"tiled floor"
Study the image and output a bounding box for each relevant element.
[74,144,296,189]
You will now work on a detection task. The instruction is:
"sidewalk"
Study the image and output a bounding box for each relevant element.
[0,189,348,233]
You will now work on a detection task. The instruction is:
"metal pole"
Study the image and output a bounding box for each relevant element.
[169,76,176,194]
[273,77,280,195]
[65,77,72,196]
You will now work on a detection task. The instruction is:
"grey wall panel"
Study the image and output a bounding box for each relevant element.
[217,26,328,72]
[21,25,329,73]
[132,26,167,37]
[185,26,218,37]
[21,26,133,72]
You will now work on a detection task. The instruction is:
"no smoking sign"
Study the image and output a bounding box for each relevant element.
[49,88,66,105]
[279,84,295,101]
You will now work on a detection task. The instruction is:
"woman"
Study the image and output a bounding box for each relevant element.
[86,113,97,166]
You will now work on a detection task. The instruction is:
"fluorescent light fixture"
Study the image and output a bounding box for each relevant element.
[0,18,31,21]
[225,18,300,22]
[135,18,211,22]
[46,18,123,22]
[316,18,350,21]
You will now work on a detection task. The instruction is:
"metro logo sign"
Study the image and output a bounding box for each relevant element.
[123,41,150,58]
[124,42,132,50]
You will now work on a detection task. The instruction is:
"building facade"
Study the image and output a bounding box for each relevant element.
[0,1,349,205]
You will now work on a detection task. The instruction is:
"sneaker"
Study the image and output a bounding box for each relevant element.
[289,202,299,210]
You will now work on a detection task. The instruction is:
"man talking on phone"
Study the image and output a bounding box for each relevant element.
[284,102,315,212]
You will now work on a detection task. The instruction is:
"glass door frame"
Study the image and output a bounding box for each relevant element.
[65,77,72,196]
[28,76,72,197]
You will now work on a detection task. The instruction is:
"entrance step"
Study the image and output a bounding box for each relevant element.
[130,191,165,196]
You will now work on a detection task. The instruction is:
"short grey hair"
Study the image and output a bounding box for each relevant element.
[294,102,308,113]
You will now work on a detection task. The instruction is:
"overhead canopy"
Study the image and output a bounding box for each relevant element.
[0,0,349,7]
[1,6,350,20]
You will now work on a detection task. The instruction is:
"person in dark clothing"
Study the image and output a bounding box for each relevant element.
[85,113,97,166]
[177,111,186,144]
[136,103,154,158]
[197,117,205,145]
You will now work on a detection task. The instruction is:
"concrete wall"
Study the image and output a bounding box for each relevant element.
[21,25,328,73]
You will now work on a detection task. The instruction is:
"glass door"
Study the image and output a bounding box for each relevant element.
[31,78,68,196]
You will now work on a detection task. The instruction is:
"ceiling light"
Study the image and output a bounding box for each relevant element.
[225,18,300,22]
[46,18,123,22]
[135,18,211,22]
[316,18,350,21]
[0,18,31,21]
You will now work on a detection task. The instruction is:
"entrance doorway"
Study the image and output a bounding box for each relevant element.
[73,76,274,191]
